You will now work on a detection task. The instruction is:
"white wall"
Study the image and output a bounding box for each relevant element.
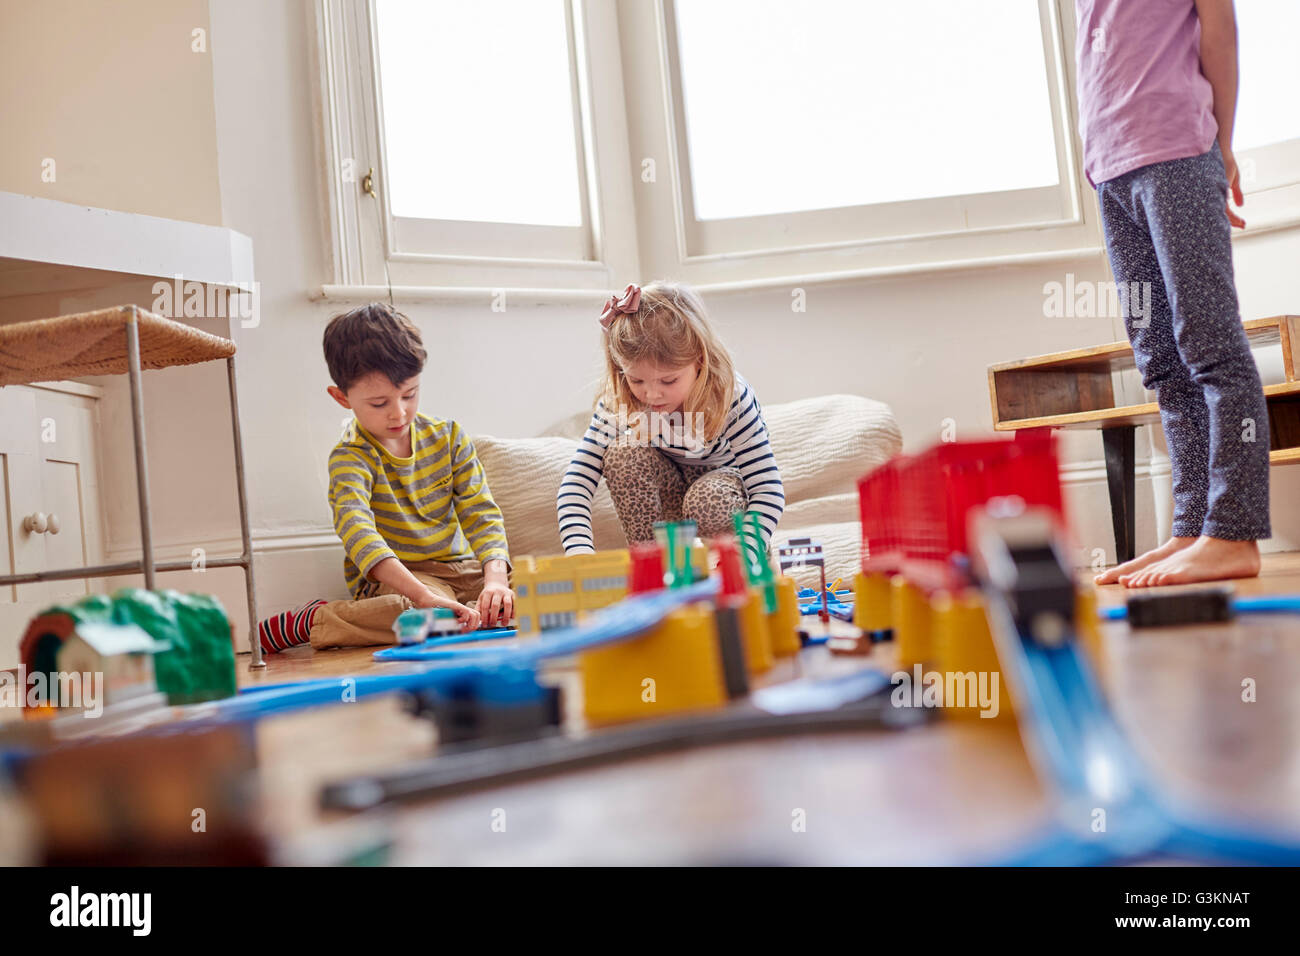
[0,0,223,225]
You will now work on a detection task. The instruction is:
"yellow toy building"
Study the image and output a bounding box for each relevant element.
[511,542,709,637]
[511,551,631,636]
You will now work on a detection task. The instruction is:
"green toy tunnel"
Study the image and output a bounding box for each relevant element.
[17,589,237,707]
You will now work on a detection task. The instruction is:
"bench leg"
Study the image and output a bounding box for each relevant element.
[1102,426,1136,564]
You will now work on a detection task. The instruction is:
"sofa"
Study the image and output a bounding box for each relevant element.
[472,394,903,588]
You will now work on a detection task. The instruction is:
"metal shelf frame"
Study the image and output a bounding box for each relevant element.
[0,306,264,669]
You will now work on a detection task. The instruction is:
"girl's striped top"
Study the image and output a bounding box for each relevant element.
[328,413,510,598]
[557,374,784,557]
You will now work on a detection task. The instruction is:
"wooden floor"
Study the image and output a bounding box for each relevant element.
[249,551,1300,865]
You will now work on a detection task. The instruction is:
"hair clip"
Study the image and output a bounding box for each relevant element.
[599,284,641,331]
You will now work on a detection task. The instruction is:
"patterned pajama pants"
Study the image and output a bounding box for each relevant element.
[1097,143,1271,541]
[603,443,748,545]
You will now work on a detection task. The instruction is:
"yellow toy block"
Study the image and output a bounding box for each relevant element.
[579,602,727,726]
[766,576,802,657]
[671,543,712,584]
[892,576,933,668]
[737,588,775,674]
[931,590,1014,722]
[854,571,892,632]
[1075,587,1105,676]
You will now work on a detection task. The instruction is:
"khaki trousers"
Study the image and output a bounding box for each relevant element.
[309,558,486,649]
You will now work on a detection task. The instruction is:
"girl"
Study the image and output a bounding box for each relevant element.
[557,281,785,561]
[1078,0,1268,587]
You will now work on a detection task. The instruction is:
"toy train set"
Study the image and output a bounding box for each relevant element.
[5,430,1300,865]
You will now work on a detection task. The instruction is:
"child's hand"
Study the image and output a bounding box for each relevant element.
[477,582,515,628]
[450,602,481,633]
[1221,144,1246,229]
[412,588,481,632]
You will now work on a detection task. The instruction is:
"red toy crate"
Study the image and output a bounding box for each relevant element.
[858,453,909,573]
[857,432,1064,582]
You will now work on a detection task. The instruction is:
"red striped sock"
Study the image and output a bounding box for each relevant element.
[258,599,327,654]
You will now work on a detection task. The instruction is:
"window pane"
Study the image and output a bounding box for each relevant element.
[375,0,583,226]
[1234,0,1300,150]
[673,0,1060,221]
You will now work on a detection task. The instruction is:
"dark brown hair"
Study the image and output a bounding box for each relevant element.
[322,302,427,392]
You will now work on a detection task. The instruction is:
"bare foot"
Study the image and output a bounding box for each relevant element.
[1093,536,1197,586]
[1119,536,1261,589]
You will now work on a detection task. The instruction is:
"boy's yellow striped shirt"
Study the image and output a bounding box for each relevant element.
[328,413,510,598]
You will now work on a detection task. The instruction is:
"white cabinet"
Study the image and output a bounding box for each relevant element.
[0,381,105,669]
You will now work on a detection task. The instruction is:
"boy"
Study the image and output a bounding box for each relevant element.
[1077,0,1270,588]
[259,303,514,652]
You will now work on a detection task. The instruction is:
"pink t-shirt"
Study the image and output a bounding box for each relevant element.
[1074,0,1218,186]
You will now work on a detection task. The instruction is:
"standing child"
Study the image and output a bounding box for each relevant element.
[1077,0,1269,587]
[258,303,515,653]
[557,281,785,561]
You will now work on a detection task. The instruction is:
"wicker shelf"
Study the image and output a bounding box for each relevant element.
[0,305,235,386]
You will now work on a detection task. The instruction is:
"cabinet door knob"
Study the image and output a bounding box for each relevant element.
[23,512,47,534]
[46,512,61,535]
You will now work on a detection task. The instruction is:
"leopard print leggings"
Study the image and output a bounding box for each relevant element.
[603,443,748,545]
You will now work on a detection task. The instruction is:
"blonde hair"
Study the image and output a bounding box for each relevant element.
[599,281,736,442]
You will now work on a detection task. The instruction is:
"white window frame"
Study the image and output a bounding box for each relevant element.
[1240,139,1300,191]
[314,0,1300,298]
[314,0,638,293]
[1235,137,1300,234]
[1231,137,1300,247]
[619,0,1104,287]
[659,0,1080,255]
[1232,2,1300,204]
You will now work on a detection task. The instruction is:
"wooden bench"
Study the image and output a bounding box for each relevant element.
[988,315,1300,563]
